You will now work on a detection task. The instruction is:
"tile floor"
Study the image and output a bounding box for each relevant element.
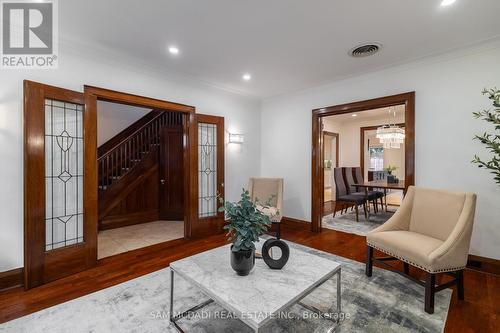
[97,220,184,259]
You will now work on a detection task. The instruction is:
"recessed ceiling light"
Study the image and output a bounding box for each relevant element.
[352,114,358,117]
[168,46,179,55]
[440,0,456,6]
[242,73,252,81]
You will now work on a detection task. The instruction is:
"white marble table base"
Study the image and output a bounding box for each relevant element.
[168,251,342,332]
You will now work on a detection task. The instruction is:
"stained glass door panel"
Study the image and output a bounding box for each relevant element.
[191,114,224,237]
[44,99,84,250]
[198,123,218,218]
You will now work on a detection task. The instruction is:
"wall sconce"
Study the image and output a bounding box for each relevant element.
[228,133,244,144]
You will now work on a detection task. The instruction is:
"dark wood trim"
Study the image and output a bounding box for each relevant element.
[312,92,415,233]
[24,80,45,289]
[281,216,310,230]
[322,131,339,168]
[311,113,323,233]
[83,86,99,275]
[467,254,500,276]
[84,86,195,113]
[0,268,23,292]
[359,123,405,177]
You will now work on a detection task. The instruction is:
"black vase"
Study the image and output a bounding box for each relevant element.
[230,246,255,276]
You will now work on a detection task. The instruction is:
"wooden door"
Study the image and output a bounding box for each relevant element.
[24,81,97,289]
[188,114,225,237]
[159,126,184,220]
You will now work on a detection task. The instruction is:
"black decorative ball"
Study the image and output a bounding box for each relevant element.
[262,238,290,270]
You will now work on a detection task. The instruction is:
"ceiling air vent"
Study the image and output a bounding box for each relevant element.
[349,43,381,58]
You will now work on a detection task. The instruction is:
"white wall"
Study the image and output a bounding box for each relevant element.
[0,45,261,272]
[97,101,152,146]
[261,41,500,259]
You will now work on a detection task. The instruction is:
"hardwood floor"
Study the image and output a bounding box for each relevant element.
[0,225,498,332]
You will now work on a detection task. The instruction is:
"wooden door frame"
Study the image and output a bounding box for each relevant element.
[360,123,405,176]
[84,86,196,241]
[322,131,339,168]
[311,92,415,232]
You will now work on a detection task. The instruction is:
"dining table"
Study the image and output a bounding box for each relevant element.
[353,180,406,219]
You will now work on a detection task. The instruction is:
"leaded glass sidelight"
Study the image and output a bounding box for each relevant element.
[45,99,84,251]
[198,123,218,218]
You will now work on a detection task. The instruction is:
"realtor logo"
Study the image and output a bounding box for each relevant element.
[1,0,58,68]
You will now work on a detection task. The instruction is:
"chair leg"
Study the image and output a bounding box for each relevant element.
[457,270,464,300]
[380,197,384,211]
[425,273,436,314]
[365,246,373,277]
[363,203,368,219]
[403,262,409,275]
[354,205,359,222]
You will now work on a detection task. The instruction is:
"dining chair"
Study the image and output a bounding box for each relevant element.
[345,167,381,212]
[353,167,385,212]
[333,168,367,222]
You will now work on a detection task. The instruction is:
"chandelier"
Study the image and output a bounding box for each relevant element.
[376,108,405,149]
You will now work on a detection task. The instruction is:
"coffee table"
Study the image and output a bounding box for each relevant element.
[169,240,342,332]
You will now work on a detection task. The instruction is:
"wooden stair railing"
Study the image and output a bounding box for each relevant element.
[98,110,182,191]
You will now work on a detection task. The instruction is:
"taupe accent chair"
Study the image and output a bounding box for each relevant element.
[333,168,367,222]
[365,186,477,314]
[248,178,283,239]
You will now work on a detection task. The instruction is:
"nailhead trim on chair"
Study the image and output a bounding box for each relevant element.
[367,242,466,274]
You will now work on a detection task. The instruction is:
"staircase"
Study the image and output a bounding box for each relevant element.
[98,109,183,229]
[98,110,182,190]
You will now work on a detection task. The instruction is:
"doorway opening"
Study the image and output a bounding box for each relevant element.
[96,100,185,259]
[322,131,339,216]
[311,92,415,233]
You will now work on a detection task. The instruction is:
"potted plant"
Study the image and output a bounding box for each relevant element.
[384,165,397,175]
[384,165,399,183]
[472,88,500,185]
[218,189,273,276]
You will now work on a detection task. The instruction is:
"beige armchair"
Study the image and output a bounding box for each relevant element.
[365,186,477,314]
[248,178,283,239]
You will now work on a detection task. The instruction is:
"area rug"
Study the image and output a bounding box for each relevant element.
[322,210,395,236]
[0,240,451,333]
